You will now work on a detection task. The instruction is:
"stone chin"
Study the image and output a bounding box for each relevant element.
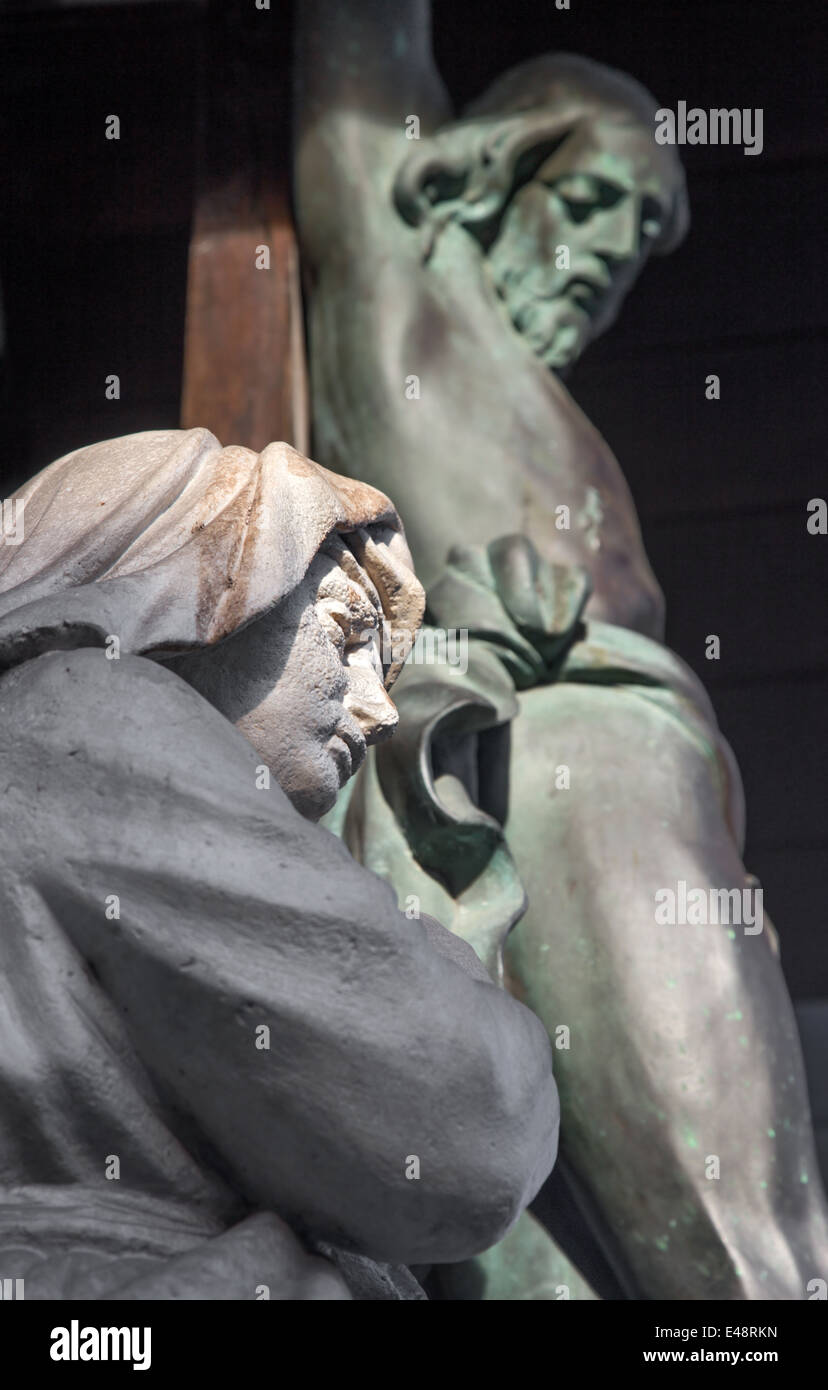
[276,722,369,824]
[280,755,343,824]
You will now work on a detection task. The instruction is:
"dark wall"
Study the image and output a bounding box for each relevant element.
[1,0,825,997]
[0,2,202,479]
[0,0,293,484]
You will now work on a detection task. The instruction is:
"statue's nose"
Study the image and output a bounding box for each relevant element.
[344,669,399,744]
[591,197,642,262]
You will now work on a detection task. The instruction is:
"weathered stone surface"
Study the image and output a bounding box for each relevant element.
[0,429,559,1298]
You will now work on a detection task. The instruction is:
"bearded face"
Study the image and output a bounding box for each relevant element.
[487,116,681,371]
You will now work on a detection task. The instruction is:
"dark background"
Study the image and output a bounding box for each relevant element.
[0,0,825,1148]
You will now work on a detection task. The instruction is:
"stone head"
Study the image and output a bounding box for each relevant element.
[167,528,412,822]
[0,430,425,825]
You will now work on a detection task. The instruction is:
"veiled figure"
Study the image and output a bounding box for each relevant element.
[0,428,559,1299]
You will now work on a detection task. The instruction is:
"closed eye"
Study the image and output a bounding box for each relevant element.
[544,174,626,223]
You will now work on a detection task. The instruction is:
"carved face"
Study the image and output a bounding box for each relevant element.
[165,542,399,821]
[487,116,681,370]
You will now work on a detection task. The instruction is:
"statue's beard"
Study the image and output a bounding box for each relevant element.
[515,297,590,371]
[494,266,597,372]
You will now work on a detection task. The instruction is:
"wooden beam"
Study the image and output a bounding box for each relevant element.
[181,176,308,454]
[180,1,308,453]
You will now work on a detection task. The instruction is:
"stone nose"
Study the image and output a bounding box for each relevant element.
[344,667,399,744]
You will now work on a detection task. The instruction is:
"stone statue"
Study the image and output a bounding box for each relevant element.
[0,428,559,1300]
[294,0,828,1297]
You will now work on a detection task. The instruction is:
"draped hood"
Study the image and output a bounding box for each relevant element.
[0,428,424,686]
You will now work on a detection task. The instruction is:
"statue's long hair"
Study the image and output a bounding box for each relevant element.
[393,53,689,262]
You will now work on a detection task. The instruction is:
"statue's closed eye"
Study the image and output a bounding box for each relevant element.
[315,592,380,663]
[545,172,624,220]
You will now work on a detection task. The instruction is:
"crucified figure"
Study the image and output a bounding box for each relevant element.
[293,0,828,1299]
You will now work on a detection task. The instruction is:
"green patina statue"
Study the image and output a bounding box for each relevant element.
[293,0,828,1298]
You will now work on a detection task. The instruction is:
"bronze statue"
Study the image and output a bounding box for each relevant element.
[294,0,828,1297]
